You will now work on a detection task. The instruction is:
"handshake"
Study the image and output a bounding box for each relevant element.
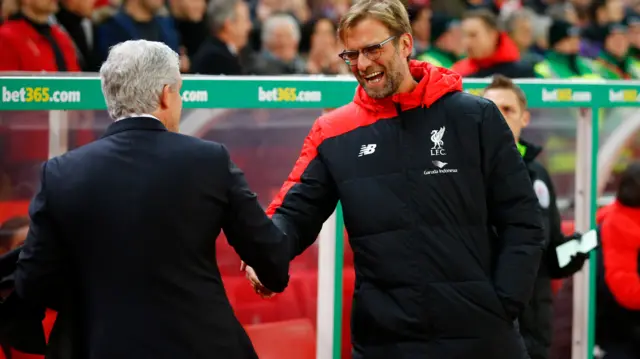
[240,261,276,299]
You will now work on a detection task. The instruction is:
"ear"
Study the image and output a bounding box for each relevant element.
[522,110,531,128]
[399,33,414,59]
[159,85,171,110]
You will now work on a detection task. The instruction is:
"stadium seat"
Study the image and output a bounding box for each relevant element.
[216,235,242,276]
[0,200,29,223]
[244,318,316,359]
[226,275,304,325]
[9,351,42,359]
[293,267,355,359]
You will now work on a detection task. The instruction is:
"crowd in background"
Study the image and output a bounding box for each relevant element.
[0,0,638,78]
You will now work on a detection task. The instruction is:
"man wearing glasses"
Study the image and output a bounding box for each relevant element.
[245,0,544,357]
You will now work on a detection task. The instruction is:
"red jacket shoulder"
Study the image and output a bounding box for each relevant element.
[315,102,376,141]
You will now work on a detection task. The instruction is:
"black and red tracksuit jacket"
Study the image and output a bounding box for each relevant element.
[266,61,545,358]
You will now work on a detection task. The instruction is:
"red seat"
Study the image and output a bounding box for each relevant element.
[216,235,242,276]
[9,309,58,359]
[293,268,355,359]
[244,319,316,359]
[226,275,304,325]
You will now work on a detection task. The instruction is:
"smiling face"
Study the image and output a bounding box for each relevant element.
[341,18,412,99]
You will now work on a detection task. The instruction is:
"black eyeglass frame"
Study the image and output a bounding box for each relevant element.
[338,36,398,66]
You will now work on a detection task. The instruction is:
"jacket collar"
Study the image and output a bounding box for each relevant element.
[101,117,167,138]
[518,139,543,163]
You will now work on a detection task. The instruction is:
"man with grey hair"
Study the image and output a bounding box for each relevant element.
[14,39,290,359]
[248,13,308,75]
[191,0,252,74]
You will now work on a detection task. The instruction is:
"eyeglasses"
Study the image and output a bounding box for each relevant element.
[338,36,397,66]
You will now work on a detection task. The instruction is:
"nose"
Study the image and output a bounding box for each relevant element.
[357,52,373,73]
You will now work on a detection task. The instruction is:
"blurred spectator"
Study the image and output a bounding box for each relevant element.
[595,161,640,359]
[316,0,351,21]
[581,0,625,57]
[168,0,207,60]
[452,8,536,77]
[407,5,431,56]
[248,13,307,74]
[570,0,591,25]
[503,7,544,65]
[0,0,80,71]
[257,0,309,23]
[94,0,180,67]
[302,17,349,74]
[191,0,252,75]
[546,2,579,24]
[431,0,468,19]
[52,0,99,72]
[625,11,640,60]
[1,0,18,23]
[0,217,28,256]
[593,22,640,78]
[535,19,600,78]
[417,13,462,68]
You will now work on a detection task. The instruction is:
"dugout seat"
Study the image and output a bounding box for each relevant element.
[244,318,316,359]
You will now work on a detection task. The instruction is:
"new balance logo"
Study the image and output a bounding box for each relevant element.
[432,160,447,168]
[358,144,377,157]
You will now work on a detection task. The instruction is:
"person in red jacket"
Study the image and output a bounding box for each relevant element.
[0,0,80,72]
[452,8,535,78]
[595,161,640,359]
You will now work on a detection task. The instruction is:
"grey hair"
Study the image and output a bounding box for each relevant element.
[207,0,240,33]
[501,7,536,34]
[100,40,180,120]
[262,13,300,45]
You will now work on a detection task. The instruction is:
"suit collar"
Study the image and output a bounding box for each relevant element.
[101,117,167,138]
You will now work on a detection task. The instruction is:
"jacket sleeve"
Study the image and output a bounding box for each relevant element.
[602,215,640,310]
[266,120,340,260]
[15,161,67,311]
[220,145,290,293]
[480,102,545,320]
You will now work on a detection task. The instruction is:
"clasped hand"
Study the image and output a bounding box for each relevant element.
[240,261,275,299]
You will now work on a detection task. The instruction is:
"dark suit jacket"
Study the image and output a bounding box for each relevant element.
[191,36,243,75]
[14,117,291,359]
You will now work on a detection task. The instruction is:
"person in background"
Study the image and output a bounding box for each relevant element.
[627,12,640,61]
[581,0,625,58]
[168,0,207,61]
[593,22,640,79]
[595,161,640,359]
[0,0,80,71]
[94,0,180,67]
[248,13,307,75]
[1,0,18,23]
[483,75,588,359]
[503,7,543,66]
[302,17,348,74]
[407,4,431,56]
[535,19,600,78]
[453,8,536,77]
[417,13,462,68]
[191,0,252,75]
[53,0,99,72]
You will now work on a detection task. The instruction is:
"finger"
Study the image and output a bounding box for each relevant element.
[240,261,246,271]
